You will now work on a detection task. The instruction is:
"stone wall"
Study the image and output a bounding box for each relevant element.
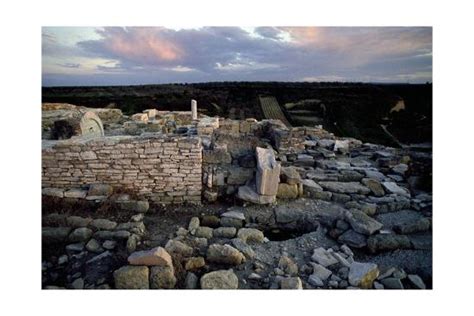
[42,134,202,204]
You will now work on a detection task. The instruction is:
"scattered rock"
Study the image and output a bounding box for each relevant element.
[237,228,265,243]
[310,263,332,281]
[311,247,338,267]
[206,244,245,266]
[280,277,303,289]
[381,277,404,289]
[188,217,200,234]
[85,238,103,253]
[367,234,411,253]
[90,219,117,231]
[69,227,93,242]
[150,266,176,289]
[185,272,199,289]
[194,226,213,239]
[278,256,299,276]
[348,262,379,289]
[407,274,426,289]
[308,274,324,287]
[231,238,256,259]
[66,216,93,228]
[114,266,149,289]
[213,227,237,238]
[42,227,72,244]
[165,239,194,257]
[345,209,383,235]
[185,257,206,270]
[200,269,239,289]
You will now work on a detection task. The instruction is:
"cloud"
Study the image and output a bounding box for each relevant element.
[42,26,432,86]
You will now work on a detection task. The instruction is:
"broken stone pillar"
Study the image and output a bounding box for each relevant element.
[256,147,281,196]
[191,99,198,120]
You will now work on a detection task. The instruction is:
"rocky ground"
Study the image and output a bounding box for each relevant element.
[42,124,432,290]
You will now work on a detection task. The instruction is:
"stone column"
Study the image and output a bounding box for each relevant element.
[191,99,198,120]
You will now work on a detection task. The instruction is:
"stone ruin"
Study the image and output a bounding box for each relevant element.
[42,99,432,290]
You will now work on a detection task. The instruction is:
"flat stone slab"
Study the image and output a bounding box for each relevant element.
[382,182,410,197]
[345,209,383,235]
[221,209,245,220]
[348,262,379,288]
[319,181,371,195]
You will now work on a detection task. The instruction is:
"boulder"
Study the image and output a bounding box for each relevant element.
[42,227,72,244]
[90,219,117,231]
[113,266,149,289]
[319,181,371,195]
[280,277,303,289]
[128,247,173,267]
[69,227,93,242]
[194,226,213,239]
[237,228,265,243]
[85,238,103,253]
[255,147,281,196]
[66,216,92,228]
[165,239,194,257]
[184,257,206,271]
[213,227,237,238]
[206,244,245,266]
[200,269,239,289]
[348,262,379,289]
[345,210,383,235]
[150,266,176,289]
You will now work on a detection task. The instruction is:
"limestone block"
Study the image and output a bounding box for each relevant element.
[255,147,281,196]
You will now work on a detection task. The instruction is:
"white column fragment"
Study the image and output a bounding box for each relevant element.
[191,99,198,120]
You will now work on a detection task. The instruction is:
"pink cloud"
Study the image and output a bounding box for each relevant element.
[96,27,183,64]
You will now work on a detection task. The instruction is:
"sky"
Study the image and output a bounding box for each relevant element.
[42,27,432,86]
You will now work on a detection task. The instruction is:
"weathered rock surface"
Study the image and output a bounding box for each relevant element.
[200,269,239,289]
[213,227,237,238]
[319,181,371,195]
[256,147,281,196]
[277,183,299,199]
[348,262,379,289]
[311,247,339,267]
[367,234,411,253]
[237,228,265,243]
[114,266,149,289]
[280,277,303,289]
[128,247,173,267]
[90,219,117,231]
[165,239,194,257]
[150,266,176,289]
[206,244,245,266]
[69,227,93,242]
[42,227,72,244]
[345,210,383,235]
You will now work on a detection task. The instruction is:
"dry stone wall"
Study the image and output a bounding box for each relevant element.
[42,134,202,204]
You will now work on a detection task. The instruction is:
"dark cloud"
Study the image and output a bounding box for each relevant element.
[42,27,432,86]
